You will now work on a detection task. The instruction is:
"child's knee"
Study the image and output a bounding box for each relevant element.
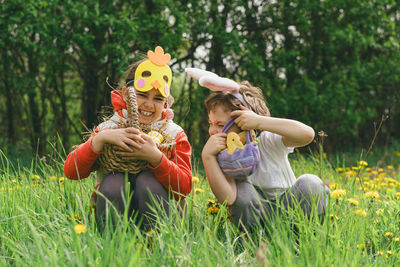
[294,174,329,215]
[295,174,328,196]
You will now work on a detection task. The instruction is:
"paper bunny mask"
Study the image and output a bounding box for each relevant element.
[185,68,248,107]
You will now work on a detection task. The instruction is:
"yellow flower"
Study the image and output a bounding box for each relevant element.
[59,177,65,182]
[385,250,393,258]
[329,214,339,220]
[328,183,338,190]
[377,251,384,256]
[384,232,394,238]
[386,165,393,170]
[364,191,379,199]
[396,192,400,200]
[207,199,216,206]
[337,167,344,172]
[357,244,365,250]
[207,206,220,214]
[74,224,86,235]
[11,179,17,183]
[322,152,327,159]
[394,237,399,242]
[192,176,200,183]
[347,198,359,206]
[358,161,368,167]
[355,209,367,217]
[194,188,204,193]
[395,151,400,157]
[378,168,383,172]
[330,189,346,198]
[32,174,41,180]
[376,209,384,216]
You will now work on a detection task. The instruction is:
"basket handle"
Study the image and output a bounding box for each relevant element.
[125,87,140,128]
[222,117,254,143]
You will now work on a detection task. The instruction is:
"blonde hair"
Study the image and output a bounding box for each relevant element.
[205,80,270,116]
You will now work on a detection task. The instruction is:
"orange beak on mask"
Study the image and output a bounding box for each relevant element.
[134,46,172,97]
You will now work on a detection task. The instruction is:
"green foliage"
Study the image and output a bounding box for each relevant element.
[1,151,400,265]
[0,0,399,156]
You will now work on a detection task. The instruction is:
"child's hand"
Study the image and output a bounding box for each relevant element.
[230,105,261,130]
[202,133,227,158]
[91,128,145,153]
[116,134,163,167]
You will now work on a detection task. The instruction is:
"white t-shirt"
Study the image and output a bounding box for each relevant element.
[247,131,297,198]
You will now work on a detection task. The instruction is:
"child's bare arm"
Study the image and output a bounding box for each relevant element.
[202,133,237,205]
[231,106,314,148]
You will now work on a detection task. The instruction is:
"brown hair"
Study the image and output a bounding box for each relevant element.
[205,80,270,116]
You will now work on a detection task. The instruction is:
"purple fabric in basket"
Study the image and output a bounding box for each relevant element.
[217,117,260,180]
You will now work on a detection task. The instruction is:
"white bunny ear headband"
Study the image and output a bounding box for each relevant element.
[185,67,248,108]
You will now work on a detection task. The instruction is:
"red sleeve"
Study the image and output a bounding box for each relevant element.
[63,137,101,180]
[148,131,192,200]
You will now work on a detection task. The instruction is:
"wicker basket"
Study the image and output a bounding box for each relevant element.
[97,87,175,175]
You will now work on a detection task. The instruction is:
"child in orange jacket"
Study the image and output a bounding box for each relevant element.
[64,47,192,230]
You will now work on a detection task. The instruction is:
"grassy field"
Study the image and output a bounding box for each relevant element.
[1,149,400,266]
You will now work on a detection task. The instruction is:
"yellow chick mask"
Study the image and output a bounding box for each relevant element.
[134,46,172,97]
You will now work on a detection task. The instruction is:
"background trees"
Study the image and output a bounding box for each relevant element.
[1,0,399,158]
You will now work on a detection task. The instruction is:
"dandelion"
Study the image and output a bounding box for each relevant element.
[347,198,359,206]
[364,191,379,199]
[358,161,368,167]
[192,176,200,183]
[194,188,204,193]
[330,189,346,198]
[208,206,220,214]
[329,214,339,220]
[376,209,384,216]
[328,183,338,190]
[207,199,216,206]
[384,232,394,238]
[59,177,65,182]
[385,250,393,258]
[355,209,367,217]
[74,224,86,235]
[357,244,365,250]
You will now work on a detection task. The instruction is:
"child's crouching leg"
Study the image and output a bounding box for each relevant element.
[96,173,127,230]
[131,170,169,231]
[229,181,272,231]
[291,174,330,220]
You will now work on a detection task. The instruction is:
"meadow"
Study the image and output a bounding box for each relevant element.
[1,149,400,266]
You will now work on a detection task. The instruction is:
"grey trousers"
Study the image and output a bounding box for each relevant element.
[96,170,169,231]
[229,174,330,228]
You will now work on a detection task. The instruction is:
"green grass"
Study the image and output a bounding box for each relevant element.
[1,149,400,266]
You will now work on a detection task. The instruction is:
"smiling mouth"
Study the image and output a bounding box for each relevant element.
[139,110,154,117]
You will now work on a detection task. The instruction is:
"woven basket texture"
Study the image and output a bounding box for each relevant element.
[97,87,175,175]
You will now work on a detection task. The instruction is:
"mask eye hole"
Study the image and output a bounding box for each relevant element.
[163,75,168,82]
[142,71,151,77]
